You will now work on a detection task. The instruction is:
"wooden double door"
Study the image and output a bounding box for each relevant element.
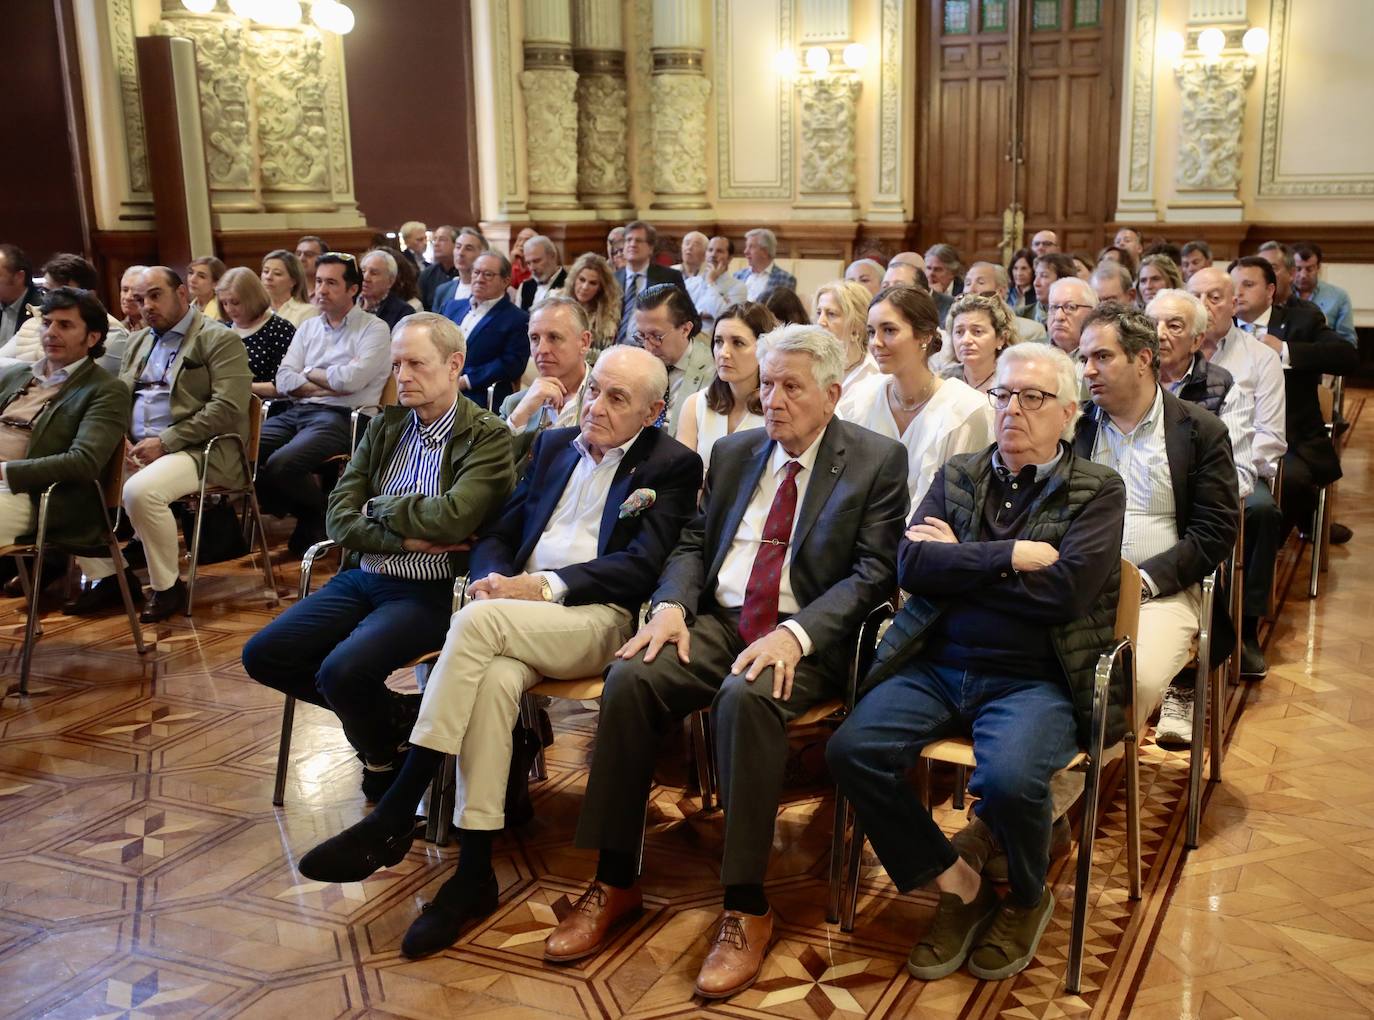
[916,0,1124,264]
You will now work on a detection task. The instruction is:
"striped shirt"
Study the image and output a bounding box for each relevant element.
[1089,386,1178,594]
[359,401,460,581]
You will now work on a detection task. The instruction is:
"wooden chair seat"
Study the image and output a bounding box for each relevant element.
[922,737,1089,772]
[528,676,605,701]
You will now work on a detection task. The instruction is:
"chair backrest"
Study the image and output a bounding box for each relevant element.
[99,442,125,510]
[247,393,263,464]
[379,373,399,408]
[1318,382,1335,424]
[1116,558,1142,645]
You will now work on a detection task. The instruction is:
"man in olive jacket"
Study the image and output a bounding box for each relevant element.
[0,289,129,554]
[243,313,514,798]
[71,267,252,622]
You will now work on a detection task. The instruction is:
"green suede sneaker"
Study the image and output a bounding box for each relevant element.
[966,886,1056,980]
[949,816,999,873]
[906,878,998,981]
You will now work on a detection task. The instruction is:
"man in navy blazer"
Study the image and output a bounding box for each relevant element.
[614,220,690,343]
[441,251,530,409]
[296,344,702,960]
[545,325,908,999]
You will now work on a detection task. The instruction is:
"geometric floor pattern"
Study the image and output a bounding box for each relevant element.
[1,391,1369,1019]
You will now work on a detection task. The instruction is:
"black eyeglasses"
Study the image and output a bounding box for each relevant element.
[988,387,1053,411]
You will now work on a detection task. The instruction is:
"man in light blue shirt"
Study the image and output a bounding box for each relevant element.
[261,253,391,555]
[1293,241,1357,345]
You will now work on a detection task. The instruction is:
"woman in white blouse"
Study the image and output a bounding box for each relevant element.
[842,285,995,513]
[676,301,773,471]
[941,292,1020,394]
[814,279,880,418]
[260,249,320,327]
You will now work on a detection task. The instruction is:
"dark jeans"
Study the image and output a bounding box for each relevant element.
[1243,478,1281,620]
[256,403,352,522]
[574,610,840,886]
[242,568,453,761]
[827,662,1079,907]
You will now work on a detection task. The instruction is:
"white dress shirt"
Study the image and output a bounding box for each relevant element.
[744,269,772,302]
[525,430,639,600]
[459,297,499,339]
[713,431,826,654]
[532,272,561,308]
[686,272,747,333]
[1207,325,1286,479]
[1089,387,1179,594]
[1165,357,1257,499]
[274,305,392,409]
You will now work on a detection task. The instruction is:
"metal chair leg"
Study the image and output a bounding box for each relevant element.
[826,788,847,924]
[842,815,864,933]
[1066,755,1102,995]
[1308,486,1327,598]
[109,537,147,656]
[1126,732,1143,900]
[917,758,933,813]
[184,489,210,617]
[1210,648,1225,783]
[273,696,296,807]
[690,711,715,811]
[520,693,547,781]
[15,554,42,696]
[245,490,278,602]
[952,764,967,811]
[1187,661,1208,850]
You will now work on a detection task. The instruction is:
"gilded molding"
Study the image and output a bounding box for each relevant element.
[652,48,704,73]
[573,48,626,75]
[524,43,573,69]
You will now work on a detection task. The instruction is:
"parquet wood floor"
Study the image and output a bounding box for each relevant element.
[1,394,1370,1019]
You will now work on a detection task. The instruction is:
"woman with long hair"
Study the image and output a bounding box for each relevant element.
[1136,253,1183,308]
[561,252,621,358]
[941,292,1018,394]
[187,256,227,322]
[260,249,318,326]
[676,302,773,470]
[842,285,995,512]
[1006,246,1035,309]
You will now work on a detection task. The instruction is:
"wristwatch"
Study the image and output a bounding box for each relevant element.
[537,575,554,602]
[651,601,686,619]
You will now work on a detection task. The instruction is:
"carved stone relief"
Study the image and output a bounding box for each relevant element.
[649,74,710,204]
[246,27,330,194]
[520,67,580,207]
[111,0,151,196]
[1174,56,1255,191]
[1127,0,1158,195]
[877,0,900,197]
[576,73,630,205]
[798,76,861,199]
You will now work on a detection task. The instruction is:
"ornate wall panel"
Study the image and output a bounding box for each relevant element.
[1174,56,1254,192]
[1114,0,1159,220]
[713,0,793,200]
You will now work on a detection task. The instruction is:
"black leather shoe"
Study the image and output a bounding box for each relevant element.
[139,579,187,623]
[401,871,499,958]
[299,818,416,883]
[1330,522,1353,545]
[63,569,145,616]
[1241,634,1268,679]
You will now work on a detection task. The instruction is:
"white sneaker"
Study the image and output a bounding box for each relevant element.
[1154,687,1194,750]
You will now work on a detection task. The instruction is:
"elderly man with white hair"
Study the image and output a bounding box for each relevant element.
[296,342,703,959]
[398,221,429,272]
[964,261,1047,344]
[675,230,708,278]
[829,342,1127,982]
[517,234,566,311]
[1045,276,1099,358]
[735,227,796,301]
[544,324,909,999]
[845,257,885,297]
[358,249,413,329]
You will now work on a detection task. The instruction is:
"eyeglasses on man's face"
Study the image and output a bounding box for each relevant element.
[987,387,1054,411]
[1047,302,1090,318]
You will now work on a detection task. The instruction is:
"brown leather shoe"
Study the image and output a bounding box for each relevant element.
[543,881,642,963]
[694,909,774,1000]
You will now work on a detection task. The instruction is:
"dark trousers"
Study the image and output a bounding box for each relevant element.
[256,403,352,522]
[574,610,838,887]
[242,568,453,761]
[1243,478,1282,620]
[827,662,1079,907]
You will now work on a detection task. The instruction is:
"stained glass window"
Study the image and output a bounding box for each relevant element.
[982,0,1008,31]
[1074,0,1101,28]
[944,0,971,34]
[1032,0,1060,31]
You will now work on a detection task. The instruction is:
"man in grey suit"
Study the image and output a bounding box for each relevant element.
[628,284,712,438]
[544,325,909,1000]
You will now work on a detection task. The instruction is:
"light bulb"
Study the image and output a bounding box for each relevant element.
[805,46,831,74]
[181,0,217,13]
[1197,27,1226,59]
[773,48,798,79]
[1242,27,1269,55]
[842,42,868,70]
[1160,30,1185,62]
[311,0,354,33]
[257,0,301,26]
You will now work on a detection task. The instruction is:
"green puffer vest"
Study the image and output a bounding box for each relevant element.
[860,445,1126,749]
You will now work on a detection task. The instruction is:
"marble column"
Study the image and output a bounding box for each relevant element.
[795,73,861,215]
[572,0,631,216]
[521,0,580,212]
[647,0,709,212]
[1168,54,1256,221]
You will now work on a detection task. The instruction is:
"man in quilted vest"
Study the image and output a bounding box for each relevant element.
[828,343,1126,983]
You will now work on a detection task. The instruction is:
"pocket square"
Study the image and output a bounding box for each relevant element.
[618,488,656,519]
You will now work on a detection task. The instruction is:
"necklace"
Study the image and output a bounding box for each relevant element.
[889,375,936,413]
[970,367,995,392]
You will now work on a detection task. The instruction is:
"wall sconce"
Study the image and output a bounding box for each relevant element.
[1160,20,1268,66]
[776,41,867,80]
[187,0,355,33]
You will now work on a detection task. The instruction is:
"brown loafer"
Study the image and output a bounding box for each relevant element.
[694,909,773,1000]
[544,881,642,962]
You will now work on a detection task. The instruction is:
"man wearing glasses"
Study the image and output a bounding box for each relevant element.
[1045,277,1099,359]
[440,252,529,411]
[627,283,711,438]
[829,342,1126,982]
[263,252,391,555]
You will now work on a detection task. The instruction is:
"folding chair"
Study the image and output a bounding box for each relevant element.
[1,444,147,697]
[184,393,278,616]
[840,560,1142,996]
[1307,383,1337,598]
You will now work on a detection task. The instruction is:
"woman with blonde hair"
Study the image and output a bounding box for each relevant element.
[676,301,773,470]
[561,251,621,358]
[188,255,227,321]
[260,249,318,326]
[815,279,880,415]
[1136,253,1184,308]
[216,267,296,398]
[941,292,1018,393]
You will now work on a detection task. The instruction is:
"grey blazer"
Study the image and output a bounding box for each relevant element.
[652,417,909,660]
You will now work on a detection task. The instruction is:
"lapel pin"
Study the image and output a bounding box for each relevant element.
[830,465,840,474]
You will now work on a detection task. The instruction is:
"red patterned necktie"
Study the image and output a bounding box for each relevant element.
[738,460,802,644]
